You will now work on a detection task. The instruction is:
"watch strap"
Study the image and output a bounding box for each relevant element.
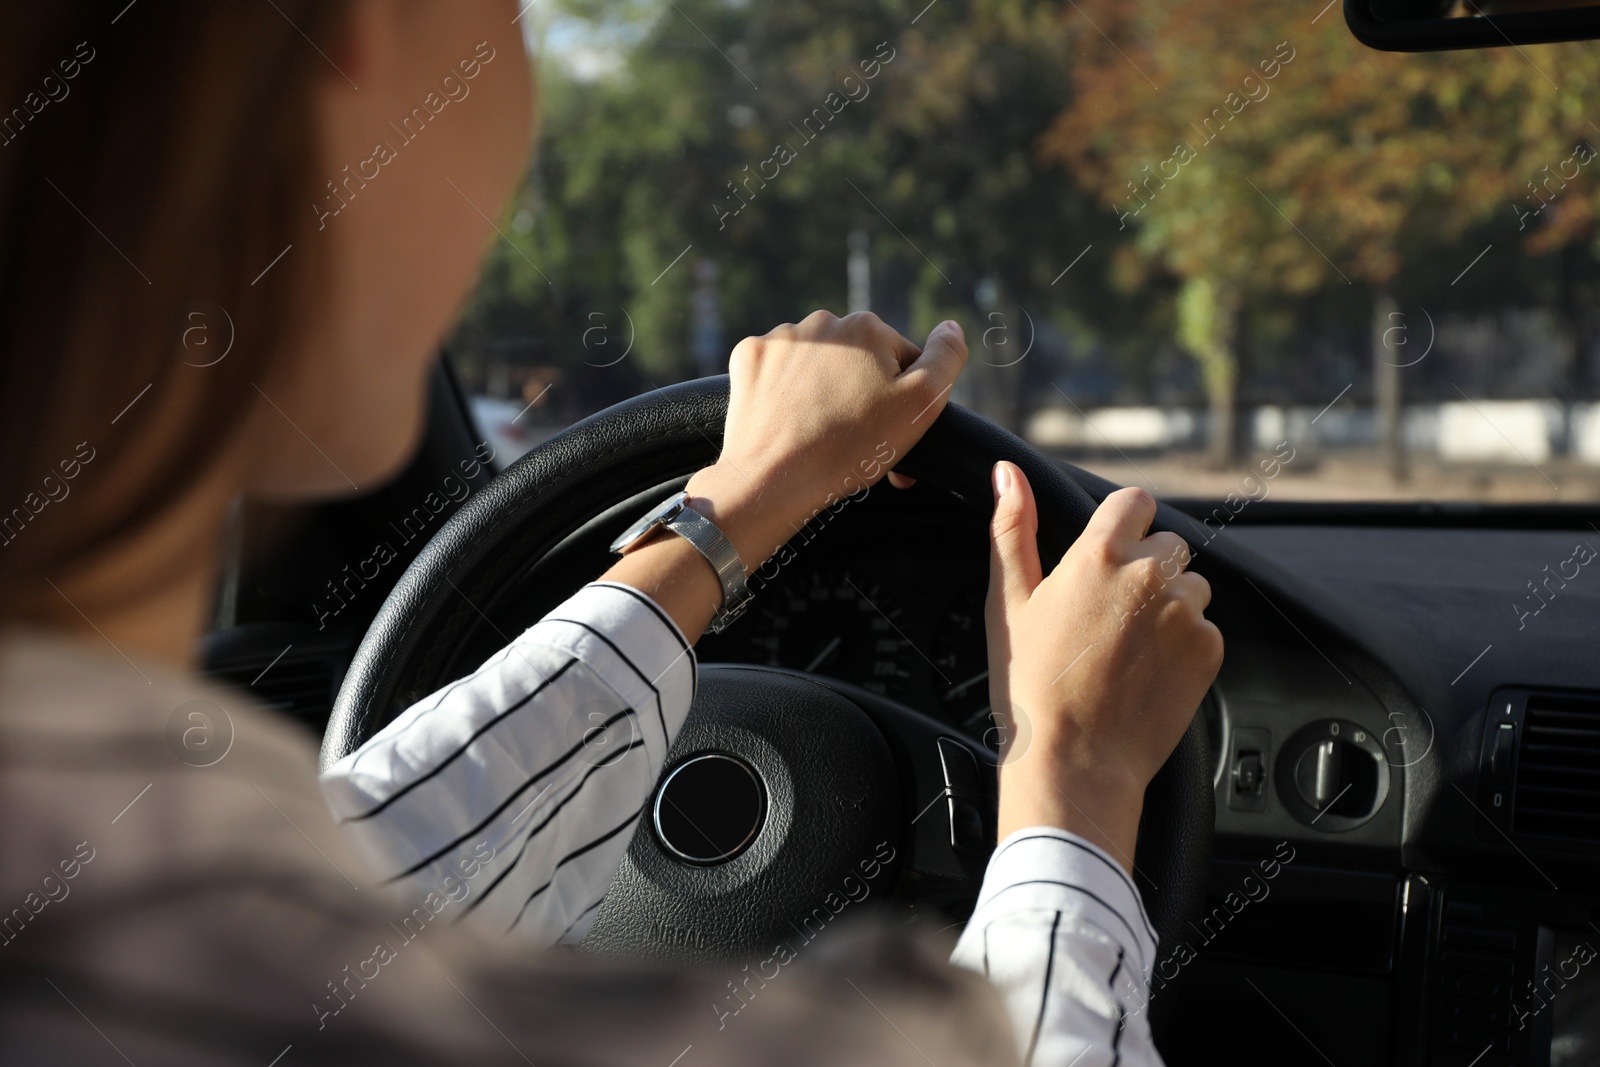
[662,503,751,633]
[611,492,752,633]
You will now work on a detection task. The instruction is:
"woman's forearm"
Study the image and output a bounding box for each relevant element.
[320,581,700,946]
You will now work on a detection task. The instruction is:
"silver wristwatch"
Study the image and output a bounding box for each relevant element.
[609,492,752,633]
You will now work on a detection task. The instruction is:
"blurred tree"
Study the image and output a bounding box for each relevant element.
[450,0,1600,470]
[451,0,1166,432]
[1044,0,1600,463]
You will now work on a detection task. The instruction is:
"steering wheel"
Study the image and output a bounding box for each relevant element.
[321,376,1212,1030]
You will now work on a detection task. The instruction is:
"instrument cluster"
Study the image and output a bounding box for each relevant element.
[697,512,998,748]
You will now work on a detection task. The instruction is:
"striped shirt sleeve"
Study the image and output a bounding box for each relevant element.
[950,827,1165,1067]
[319,581,695,948]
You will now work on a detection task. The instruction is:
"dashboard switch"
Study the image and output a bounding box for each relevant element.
[948,798,986,852]
[936,738,990,854]
[937,737,982,795]
[1489,723,1516,789]
[1274,719,1391,831]
[1293,738,1378,816]
[1234,752,1264,794]
[1227,727,1271,812]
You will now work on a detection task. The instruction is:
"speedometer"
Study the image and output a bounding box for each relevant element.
[738,569,915,700]
[933,585,998,745]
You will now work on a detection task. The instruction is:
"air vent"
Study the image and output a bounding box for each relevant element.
[210,654,338,725]
[1511,691,1600,843]
[202,625,349,734]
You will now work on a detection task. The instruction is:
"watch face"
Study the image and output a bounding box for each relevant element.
[609,492,687,554]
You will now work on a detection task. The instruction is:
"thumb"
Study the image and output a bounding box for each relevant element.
[901,319,968,404]
[988,461,1043,618]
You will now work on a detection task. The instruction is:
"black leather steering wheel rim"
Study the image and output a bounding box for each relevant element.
[322,375,1212,1028]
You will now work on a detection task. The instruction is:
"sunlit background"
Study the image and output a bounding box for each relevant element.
[450,0,1600,502]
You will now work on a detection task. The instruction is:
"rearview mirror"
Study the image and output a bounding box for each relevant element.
[1346,0,1600,50]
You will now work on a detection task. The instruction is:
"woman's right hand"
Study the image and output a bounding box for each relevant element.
[985,463,1223,872]
[684,311,967,573]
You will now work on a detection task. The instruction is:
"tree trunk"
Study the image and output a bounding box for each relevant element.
[1207,376,1236,468]
[1372,292,1407,483]
[1555,242,1595,456]
[1176,275,1241,468]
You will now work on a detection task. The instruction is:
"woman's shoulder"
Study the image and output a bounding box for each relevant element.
[0,624,361,902]
[0,623,318,781]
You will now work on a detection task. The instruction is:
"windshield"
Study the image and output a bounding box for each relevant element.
[451,0,1600,504]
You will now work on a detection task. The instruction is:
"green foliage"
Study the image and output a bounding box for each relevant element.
[451,0,1600,432]
[450,0,1157,415]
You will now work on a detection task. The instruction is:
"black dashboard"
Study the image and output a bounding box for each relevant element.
[1179,520,1600,1067]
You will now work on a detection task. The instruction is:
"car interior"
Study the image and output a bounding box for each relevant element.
[204,2,1600,1064]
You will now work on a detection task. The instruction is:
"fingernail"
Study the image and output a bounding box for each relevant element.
[941,319,964,341]
[992,461,1012,499]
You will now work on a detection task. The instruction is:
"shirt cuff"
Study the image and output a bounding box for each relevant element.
[527,581,698,760]
[970,827,1159,977]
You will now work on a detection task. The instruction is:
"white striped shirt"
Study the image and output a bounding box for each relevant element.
[321,581,1163,1066]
